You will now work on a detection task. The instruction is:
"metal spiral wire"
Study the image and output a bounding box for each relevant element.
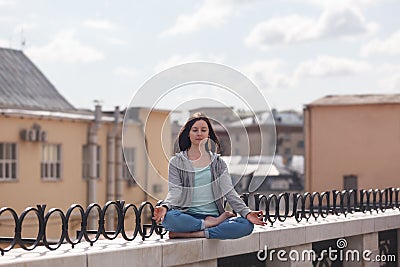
[0,188,399,255]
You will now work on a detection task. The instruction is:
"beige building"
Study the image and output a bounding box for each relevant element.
[0,48,171,238]
[304,94,400,193]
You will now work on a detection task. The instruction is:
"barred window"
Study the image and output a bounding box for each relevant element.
[82,145,101,179]
[123,147,136,185]
[41,144,61,180]
[0,143,17,180]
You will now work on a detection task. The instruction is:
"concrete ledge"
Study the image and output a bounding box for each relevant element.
[1,209,399,267]
[202,231,260,260]
[163,239,203,266]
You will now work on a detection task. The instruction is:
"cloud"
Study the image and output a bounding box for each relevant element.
[0,38,10,47]
[241,60,294,89]
[13,23,37,33]
[25,30,105,63]
[106,37,127,46]
[113,66,138,79]
[83,19,116,30]
[245,6,377,49]
[378,64,400,91]
[316,7,377,39]
[245,15,316,49]
[0,0,16,7]
[240,56,370,90]
[361,30,400,56]
[0,16,15,23]
[154,53,224,73]
[294,55,370,78]
[160,0,237,37]
[302,0,382,9]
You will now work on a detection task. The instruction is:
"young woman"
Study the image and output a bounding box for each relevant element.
[152,112,266,239]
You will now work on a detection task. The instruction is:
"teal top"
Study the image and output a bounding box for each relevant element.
[186,165,219,216]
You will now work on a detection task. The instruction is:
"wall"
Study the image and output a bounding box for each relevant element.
[0,116,88,211]
[0,108,172,239]
[305,104,400,192]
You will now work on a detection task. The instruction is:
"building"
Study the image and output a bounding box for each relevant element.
[304,94,400,192]
[189,106,237,124]
[273,109,304,164]
[0,47,171,236]
[222,155,304,212]
[171,119,181,153]
[213,108,303,163]
[177,107,304,172]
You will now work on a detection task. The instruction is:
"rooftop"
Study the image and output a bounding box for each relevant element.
[308,94,400,107]
[0,47,75,111]
[228,109,303,127]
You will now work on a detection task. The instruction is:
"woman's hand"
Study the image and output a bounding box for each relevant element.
[152,206,167,224]
[246,211,267,226]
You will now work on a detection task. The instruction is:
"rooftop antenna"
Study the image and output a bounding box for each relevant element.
[20,27,26,50]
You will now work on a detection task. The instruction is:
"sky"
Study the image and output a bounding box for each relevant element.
[0,0,399,114]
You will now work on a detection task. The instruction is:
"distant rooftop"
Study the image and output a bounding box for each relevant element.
[308,94,400,106]
[228,109,302,127]
[0,47,75,111]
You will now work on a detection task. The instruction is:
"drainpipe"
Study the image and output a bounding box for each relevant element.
[115,133,123,201]
[304,105,311,193]
[125,108,148,202]
[106,106,119,230]
[88,104,102,229]
[139,120,149,203]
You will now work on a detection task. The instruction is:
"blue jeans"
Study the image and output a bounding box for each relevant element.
[161,210,254,239]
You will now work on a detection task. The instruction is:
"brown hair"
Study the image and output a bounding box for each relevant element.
[177,112,220,152]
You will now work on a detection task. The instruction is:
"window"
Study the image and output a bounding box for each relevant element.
[284,147,291,155]
[283,133,291,141]
[343,175,357,190]
[82,145,101,179]
[0,143,17,180]
[297,140,304,148]
[343,175,358,206]
[270,180,290,190]
[41,144,61,180]
[152,184,163,193]
[278,138,284,145]
[123,147,136,186]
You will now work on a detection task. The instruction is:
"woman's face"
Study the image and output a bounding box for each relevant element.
[189,119,209,146]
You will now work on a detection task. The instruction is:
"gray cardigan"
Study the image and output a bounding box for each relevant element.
[161,151,251,218]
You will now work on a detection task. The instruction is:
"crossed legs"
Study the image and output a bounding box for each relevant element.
[161,210,254,239]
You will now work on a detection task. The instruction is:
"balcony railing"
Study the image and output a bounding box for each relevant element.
[1,188,399,256]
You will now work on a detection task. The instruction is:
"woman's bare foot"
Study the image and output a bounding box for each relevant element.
[169,231,205,239]
[204,211,235,228]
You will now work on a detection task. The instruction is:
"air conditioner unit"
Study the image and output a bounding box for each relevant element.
[20,129,37,141]
[28,129,37,141]
[39,131,48,142]
[20,129,28,141]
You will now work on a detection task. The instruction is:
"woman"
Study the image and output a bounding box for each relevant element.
[152,112,266,239]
